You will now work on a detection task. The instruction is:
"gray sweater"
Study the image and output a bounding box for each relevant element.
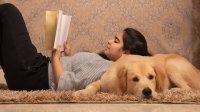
[48,52,112,90]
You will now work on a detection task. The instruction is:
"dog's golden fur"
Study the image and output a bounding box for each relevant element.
[74,54,200,98]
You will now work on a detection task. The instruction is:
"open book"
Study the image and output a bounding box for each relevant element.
[45,10,72,51]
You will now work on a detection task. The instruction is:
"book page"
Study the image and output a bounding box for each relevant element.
[53,10,63,49]
[59,15,72,51]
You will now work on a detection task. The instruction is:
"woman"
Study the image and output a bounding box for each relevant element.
[0,3,151,91]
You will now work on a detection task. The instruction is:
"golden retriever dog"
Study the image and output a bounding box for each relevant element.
[74,54,200,98]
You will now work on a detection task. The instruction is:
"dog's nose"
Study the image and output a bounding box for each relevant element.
[142,87,152,97]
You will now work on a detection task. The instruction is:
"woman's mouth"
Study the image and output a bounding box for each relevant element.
[105,46,109,50]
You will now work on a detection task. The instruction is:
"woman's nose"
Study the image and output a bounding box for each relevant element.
[108,39,112,44]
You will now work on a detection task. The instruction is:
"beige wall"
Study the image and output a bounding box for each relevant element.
[2,0,200,68]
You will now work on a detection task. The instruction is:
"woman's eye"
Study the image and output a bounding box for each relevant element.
[114,38,119,43]
[113,36,119,43]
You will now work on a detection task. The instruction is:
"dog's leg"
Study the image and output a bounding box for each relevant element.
[166,55,200,90]
[168,72,191,90]
[74,80,101,96]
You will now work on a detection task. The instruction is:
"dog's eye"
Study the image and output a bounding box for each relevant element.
[132,77,139,82]
[148,75,154,80]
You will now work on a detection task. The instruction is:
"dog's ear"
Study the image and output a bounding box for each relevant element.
[154,65,167,92]
[117,66,128,94]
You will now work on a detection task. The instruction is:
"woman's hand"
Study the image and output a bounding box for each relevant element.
[51,46,62,60]
[63,41,71,56]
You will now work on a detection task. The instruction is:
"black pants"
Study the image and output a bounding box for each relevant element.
[0,3,49,90]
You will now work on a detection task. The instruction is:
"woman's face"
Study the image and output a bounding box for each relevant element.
[104,31,127,61]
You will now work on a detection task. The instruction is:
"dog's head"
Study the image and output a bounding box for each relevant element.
[118,62,165,98]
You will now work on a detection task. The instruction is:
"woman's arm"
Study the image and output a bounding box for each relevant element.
[51,41,71,86]
[51,47,64,85]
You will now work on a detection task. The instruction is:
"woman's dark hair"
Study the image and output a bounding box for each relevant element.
[98,28,151,60]
[123,28,151,56]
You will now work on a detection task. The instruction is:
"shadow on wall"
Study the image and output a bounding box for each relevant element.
[192,0,200,69]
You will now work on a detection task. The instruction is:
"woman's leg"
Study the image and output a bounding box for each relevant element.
[0,3,49,90]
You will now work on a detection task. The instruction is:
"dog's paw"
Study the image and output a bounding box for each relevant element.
[73,89,92,97]
[170,88,183,91]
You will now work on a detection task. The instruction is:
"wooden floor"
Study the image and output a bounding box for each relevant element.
[0,104,200,112]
